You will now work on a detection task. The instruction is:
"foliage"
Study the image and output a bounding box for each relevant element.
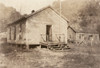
[53,0,100,33]
[0,3,22,32]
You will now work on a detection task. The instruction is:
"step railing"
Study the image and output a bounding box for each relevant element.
[55,34,65,42]
[40,34,65,43]
[40,34,46,42]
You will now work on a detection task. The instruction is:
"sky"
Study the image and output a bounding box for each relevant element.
[0,0,59,14]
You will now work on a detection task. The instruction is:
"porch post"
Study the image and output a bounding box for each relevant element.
[26,44,29,50]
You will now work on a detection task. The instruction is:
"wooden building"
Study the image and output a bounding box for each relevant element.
[7,6,69,49]
[67,26,99,44]
[0,32,7,43]
[67,26,76,43]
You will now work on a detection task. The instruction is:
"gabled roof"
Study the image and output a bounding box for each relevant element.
[68,25,99,34]
[7,17,26,27]
[24,6,70,22]
[67,26,76,33]
[7,6,69,27]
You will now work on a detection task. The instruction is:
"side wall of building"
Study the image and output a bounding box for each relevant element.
[7,20,26,44]
[25,7,68,45]
[67,28,76,43]
[76,33,99,44]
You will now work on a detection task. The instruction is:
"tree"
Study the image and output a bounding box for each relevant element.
[0,3,22,32]
[53,0,100,33]
[79,0,100,28]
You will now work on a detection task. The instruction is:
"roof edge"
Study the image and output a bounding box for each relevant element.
[7,5,70,27]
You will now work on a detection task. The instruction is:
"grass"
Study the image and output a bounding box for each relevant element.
[0,41,100,68]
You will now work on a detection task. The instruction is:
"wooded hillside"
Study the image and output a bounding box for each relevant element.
[0,3,22,32]
[53,0,100,34]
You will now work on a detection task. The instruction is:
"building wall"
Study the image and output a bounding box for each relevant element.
[7,20,26,44]
[25,7,68,44]
[0,32,7,43]
[7,26,15,43]
[76,33,85,42]
[15,22,26,44]
[92,34,99,43]
[67,28,76,43]
[76,33,99,43]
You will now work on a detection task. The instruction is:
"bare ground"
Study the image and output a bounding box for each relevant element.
[0,42,100,68]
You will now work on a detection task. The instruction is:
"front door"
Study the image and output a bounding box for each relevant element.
[46,25,52,41]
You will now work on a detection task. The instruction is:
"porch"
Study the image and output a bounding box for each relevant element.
[40,34,69,50]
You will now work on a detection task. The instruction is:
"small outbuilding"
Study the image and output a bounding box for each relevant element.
[67,26,76,43]
[67,26,99,44]
[7,6,69,49]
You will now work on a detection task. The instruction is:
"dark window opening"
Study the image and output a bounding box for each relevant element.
[14,26,16,40]
[89,35,93,37]
[19,23,22,40]
[88,35,93,40]
[9,28,11,40]
[19,23,22,32]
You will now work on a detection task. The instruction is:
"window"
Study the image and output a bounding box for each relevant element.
[89,35,93,37]
[79,35,81,39]
[14,26,16,40]
[19,23,22,32]
[88,35,93,40]
[19,23,22,40]
[9,27,11,40]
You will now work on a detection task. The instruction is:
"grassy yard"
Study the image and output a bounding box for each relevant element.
[0,42,100,68]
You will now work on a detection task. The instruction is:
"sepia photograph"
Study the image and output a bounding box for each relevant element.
[0,0,100,68]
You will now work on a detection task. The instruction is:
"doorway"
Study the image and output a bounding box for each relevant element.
[46,25,52,41]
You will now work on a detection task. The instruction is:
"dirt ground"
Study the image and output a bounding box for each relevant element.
[0,42,100,68]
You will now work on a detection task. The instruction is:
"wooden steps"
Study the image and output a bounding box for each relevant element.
[40,42,70,50]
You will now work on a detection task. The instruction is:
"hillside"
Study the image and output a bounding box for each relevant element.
[0,3,22,32]
[52,0,100,34]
